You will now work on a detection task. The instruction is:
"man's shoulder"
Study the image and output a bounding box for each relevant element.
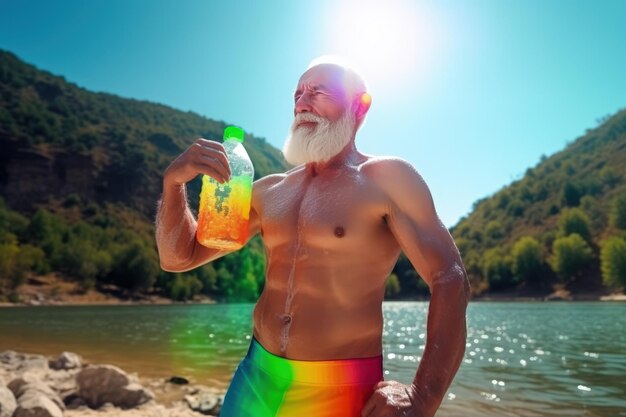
[360,156,420,179]
[360,155,430,196]
[252,165,302,192]
[253,172,286,191]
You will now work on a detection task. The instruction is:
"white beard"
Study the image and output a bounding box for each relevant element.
[282,110,355,166]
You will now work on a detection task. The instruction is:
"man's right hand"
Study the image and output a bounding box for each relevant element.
[163,138,232,187]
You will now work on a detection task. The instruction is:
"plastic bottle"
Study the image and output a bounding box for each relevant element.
[197,126,254,250]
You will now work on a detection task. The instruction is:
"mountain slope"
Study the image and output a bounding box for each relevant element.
[0,49,287,303]
[0,49,288,217]
[450,108,626,296]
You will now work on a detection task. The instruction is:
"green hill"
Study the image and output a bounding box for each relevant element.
[0,49,287,215]
[1,48,624,303]
[450,109,626,297]
[0,49,288,303]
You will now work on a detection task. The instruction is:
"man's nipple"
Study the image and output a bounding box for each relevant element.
[334,226,345,238]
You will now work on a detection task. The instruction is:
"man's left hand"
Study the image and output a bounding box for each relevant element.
[361,380,420,417]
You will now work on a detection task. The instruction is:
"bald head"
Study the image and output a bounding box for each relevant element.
[297,58,371,128]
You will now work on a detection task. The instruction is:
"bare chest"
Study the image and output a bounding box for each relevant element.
[258,170,390,250]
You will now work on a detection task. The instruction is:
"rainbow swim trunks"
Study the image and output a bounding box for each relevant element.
[220,336,384,416]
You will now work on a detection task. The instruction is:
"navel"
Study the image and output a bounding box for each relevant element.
[334,226,345,238]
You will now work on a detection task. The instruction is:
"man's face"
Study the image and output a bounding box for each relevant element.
[293,64,350,122]
[282,65,357,166]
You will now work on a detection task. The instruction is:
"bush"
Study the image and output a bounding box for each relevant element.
[0,241,44,293]
[109,239,159,293]
[214,245,263,302]
[0,240,21,293]
[385,273,401,297]
[485,220,504,240]
[58,235,112,282]
[25,209,66,262]
[512,236,545,283]
[561,182,581,207]
[196,264,218,295]
[482,249,514,290]
[394,253,428,296]
[550,234,594,282]
[0,199,29,239]
[169,273,203,301]
[17,244,47,275]
[600,237,626,289]
[609,192,626,230]
[558,208,592,243]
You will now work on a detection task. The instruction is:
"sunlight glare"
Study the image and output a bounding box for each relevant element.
[323,0,444,95]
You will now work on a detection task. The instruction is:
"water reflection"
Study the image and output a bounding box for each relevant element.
[1,301,625,415]
[381,301,626,416]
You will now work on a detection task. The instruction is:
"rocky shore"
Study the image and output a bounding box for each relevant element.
[0,274,217,308]
[0,350,227,417]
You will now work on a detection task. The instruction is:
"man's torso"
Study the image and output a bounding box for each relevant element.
[251,155,402,360]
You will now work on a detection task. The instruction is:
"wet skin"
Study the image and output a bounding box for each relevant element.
[157,64,469,368]
[250,152,402,359]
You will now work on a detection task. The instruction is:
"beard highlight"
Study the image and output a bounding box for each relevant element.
[282,111,355,166]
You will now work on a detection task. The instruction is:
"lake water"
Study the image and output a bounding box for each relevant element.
[1,301,624,416]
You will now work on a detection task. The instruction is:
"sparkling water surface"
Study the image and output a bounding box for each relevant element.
[1,301,624,416]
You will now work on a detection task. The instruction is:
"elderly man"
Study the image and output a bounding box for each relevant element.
[155,58,470,417]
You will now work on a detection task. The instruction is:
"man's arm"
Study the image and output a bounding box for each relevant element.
[155,137,262,272]
[375,158,471,416]
[155,178,261,272]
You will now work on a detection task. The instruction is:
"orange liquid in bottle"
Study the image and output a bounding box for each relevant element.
[197,175,253,250]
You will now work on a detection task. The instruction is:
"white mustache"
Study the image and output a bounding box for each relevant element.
[293,113,326,125]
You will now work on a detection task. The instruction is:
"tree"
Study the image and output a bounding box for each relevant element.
[25,209,66,263]
[482,248,514,290]
[169,273,202,301]
[609,192,626,230]
[109,239,159,293]
[0,238,44,294]
[599,166,621,189]
[0,239,20,294]
[558,208,592,243]
[385,273,401,298]
[561,182,581,207]
[550,234,593,282]
[485,220,504,241]
[511,236,545,284]
[600,237,626,289]
[393,253,427,296]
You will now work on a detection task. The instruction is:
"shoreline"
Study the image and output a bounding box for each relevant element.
[3,293,625,308]
[0,273,220,308]
[1,273,624,308]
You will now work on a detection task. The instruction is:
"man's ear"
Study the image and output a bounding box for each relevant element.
[353,92,372,122]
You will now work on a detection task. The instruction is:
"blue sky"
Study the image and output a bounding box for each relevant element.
[1,0,625,227]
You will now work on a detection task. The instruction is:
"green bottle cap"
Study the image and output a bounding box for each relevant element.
[224,126,245,143]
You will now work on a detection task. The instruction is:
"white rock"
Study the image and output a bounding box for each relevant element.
[0,386,17,417]
[49,352,82,370]
[13,392,63,417]
[8,374,65,411]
